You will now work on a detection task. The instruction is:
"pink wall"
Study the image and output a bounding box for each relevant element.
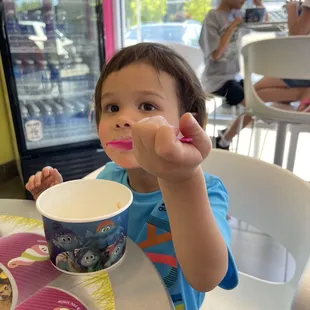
[103,0,116,62]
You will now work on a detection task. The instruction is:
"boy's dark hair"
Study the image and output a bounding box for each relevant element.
[94,43,207,128]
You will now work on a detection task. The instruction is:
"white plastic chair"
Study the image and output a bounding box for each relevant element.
[241,35,310,169]
[83,166,104,179]
[201,149,310,310]
[84,150,310,309]
[167,43,205,78]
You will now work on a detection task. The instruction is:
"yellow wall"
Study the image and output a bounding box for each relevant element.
[0,56,16,165]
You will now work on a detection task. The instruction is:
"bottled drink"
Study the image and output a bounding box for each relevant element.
[73,57,89,91]
[64,98,89,135]
[63,101,76,126]
[50,101,67,138]
[24,103,44,142]
[13,59,24,83]
[24,60,37,93]
[37,60,52,94]
[20,103,30,127]
[49,60,62,94]
[40,101,56,139]
[60,57,73,96]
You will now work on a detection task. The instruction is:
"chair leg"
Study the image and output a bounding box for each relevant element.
[286,125,300,172]
[259,128,270,159]
[274,123,288,167]
[235,113,246,153]
[248,117,257,157]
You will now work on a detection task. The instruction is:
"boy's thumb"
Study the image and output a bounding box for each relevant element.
[179,113,203,138]
[180,113,212,158]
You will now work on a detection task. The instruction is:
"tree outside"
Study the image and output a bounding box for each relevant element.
[184,0,212,23]
[127,0,167,26]
[125,0,213,26]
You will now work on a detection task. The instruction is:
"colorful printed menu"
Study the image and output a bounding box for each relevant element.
[0,216,115,310]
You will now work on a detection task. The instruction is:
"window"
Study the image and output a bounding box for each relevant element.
[122,0,212,48]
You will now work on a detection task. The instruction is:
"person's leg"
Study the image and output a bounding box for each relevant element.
[221,113,252,142]
[221,77,308,143]
[214,80,245,149]
[297,87,310,111]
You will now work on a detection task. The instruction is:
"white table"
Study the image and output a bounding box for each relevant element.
[0,199,174,310]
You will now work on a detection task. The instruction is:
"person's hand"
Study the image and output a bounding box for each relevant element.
[232,16,244,26]
[284,0,299,10]
[25,166,63,200]
[131,113,212,183]
[253,0,264,7]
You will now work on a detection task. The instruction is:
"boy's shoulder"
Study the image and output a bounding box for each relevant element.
[203,9,217,22]
[204,9,225,21]
[203,9,232,28]
[96,162,126,182]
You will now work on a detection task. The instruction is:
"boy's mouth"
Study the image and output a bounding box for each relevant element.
[106,139,133,151]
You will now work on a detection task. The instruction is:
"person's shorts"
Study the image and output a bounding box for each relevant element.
[283,79,310,88]
[213,80,244,106]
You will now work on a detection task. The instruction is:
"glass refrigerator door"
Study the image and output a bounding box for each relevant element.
[3,0,103,150]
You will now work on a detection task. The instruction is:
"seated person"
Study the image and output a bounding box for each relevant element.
[199,0,268,108]
[214,0,310,150]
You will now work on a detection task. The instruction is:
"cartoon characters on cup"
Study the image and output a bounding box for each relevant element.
[51,220,126,273]
[85,220,124,248]
[75,247,102,273]
[51,223,82,272]
[104,237,126,268]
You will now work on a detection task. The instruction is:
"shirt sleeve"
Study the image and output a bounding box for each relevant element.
[205,174,239,290]
[199,11,221,57]
[304,0,310,7]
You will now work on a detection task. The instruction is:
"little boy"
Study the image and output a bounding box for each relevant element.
[26,43,238,309]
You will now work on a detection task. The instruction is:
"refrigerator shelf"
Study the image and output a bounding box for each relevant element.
[26,131,98,150]
[17,89,94,101]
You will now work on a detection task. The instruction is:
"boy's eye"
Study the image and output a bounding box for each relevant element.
[139,102,156,111]
[105,104,119,113]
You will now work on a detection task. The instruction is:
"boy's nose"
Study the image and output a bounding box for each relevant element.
[116,116,132,128]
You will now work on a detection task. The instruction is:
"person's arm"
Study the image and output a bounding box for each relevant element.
[211,17,242,61]
[131,114,236,292]
[254,0,269,22]
[25,166,63,200]
[287,2,310,35]
[159,169,229,292]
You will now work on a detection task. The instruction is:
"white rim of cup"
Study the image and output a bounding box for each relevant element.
[36,179,133,223]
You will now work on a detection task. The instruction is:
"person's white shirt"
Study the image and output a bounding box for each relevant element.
[304,0,310,7]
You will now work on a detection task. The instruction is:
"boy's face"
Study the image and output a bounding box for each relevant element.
[98,62,180,169]
[228,0,245,10]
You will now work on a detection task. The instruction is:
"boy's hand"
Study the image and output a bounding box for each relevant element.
[131,113,212,183]
[232,16,243,26]
[25,167,63,200]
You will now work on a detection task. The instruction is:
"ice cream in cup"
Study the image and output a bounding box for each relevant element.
[36,179,133,274]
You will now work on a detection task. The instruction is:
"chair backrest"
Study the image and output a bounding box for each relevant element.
[167,43,204,78]
[202,149,310,288]
[83,166,104,179]
[241,35,310,124]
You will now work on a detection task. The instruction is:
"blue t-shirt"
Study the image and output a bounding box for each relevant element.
[97,162,238,309]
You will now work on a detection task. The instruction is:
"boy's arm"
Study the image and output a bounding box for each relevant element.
[287,2,310,35]
[159,168,229,292]
[210,18,242,61]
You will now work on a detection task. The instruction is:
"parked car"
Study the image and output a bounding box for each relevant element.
[124,21,202,48]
